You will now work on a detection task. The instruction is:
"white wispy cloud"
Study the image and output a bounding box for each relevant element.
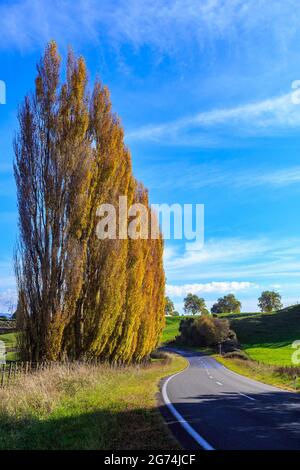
[165,237,300,283]
[3,1,300,149]
[166,281,256,297]
[257,167,300,187]
[0,260,16,290]
[165,237,268,270]
[127,93,300,144]
[2,0,300,55]
[0,289,17,313]
[0,259,17,312]
[141,161,300,191]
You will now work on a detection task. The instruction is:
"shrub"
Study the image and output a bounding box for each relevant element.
[223,350,249,360]
[150,350,168,361]
[178,315,236,348]
[275,366,300,379]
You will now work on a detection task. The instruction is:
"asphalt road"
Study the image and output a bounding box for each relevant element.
[161,350,300,450]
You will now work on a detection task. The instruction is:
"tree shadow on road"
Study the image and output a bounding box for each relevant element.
[163,389,300,450]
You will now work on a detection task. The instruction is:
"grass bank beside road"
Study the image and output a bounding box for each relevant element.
[0,354,186,450]
[215,355,300,391]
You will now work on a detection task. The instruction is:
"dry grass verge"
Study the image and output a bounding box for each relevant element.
[0,354,187,450]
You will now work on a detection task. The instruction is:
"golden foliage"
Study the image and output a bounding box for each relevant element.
[14,42,165,363]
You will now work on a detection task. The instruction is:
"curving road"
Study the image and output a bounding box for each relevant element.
[161,350,300,450]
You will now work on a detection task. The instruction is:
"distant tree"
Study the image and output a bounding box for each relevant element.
[165,296,175,316]
[184,293,208,315]
[211,294,241,314]
[173,310,180,316]
[211,303,222,314]
[258,291,283,313]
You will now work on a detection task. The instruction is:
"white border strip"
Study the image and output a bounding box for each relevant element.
[162,368,215,451]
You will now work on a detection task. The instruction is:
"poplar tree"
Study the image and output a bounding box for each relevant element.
[15,43,92,360]
[15,42,165,363]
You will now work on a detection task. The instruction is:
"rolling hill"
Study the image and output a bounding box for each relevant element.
[161,306,300,366]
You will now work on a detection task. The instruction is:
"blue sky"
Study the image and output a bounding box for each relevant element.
[1,0,300,313]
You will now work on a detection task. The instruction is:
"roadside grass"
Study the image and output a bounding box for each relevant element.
[215,355,300,392]
[0,354,187,450]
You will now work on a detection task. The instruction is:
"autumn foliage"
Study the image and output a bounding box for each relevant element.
[14,42,165,363]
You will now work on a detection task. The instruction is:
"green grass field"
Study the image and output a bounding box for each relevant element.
[230,305,300,366]
[0,354,186,450]
[161,316,183,344]
[161,306,300,366]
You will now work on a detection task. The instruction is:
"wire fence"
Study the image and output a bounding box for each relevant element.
[0,360,57,387]
[0,359,106,388]
[0,355,152,388]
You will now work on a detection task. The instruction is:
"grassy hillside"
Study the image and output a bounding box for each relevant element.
[161,316,183,344]
[231,305,300,366]
[0,354,186,450]
[161,307,300,366]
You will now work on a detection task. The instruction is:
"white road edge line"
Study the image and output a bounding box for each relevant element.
[162,369,215,451]
[239,392,256,401]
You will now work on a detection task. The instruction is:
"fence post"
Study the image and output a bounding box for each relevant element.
[7,362,12,384]
[0,363,5,387]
